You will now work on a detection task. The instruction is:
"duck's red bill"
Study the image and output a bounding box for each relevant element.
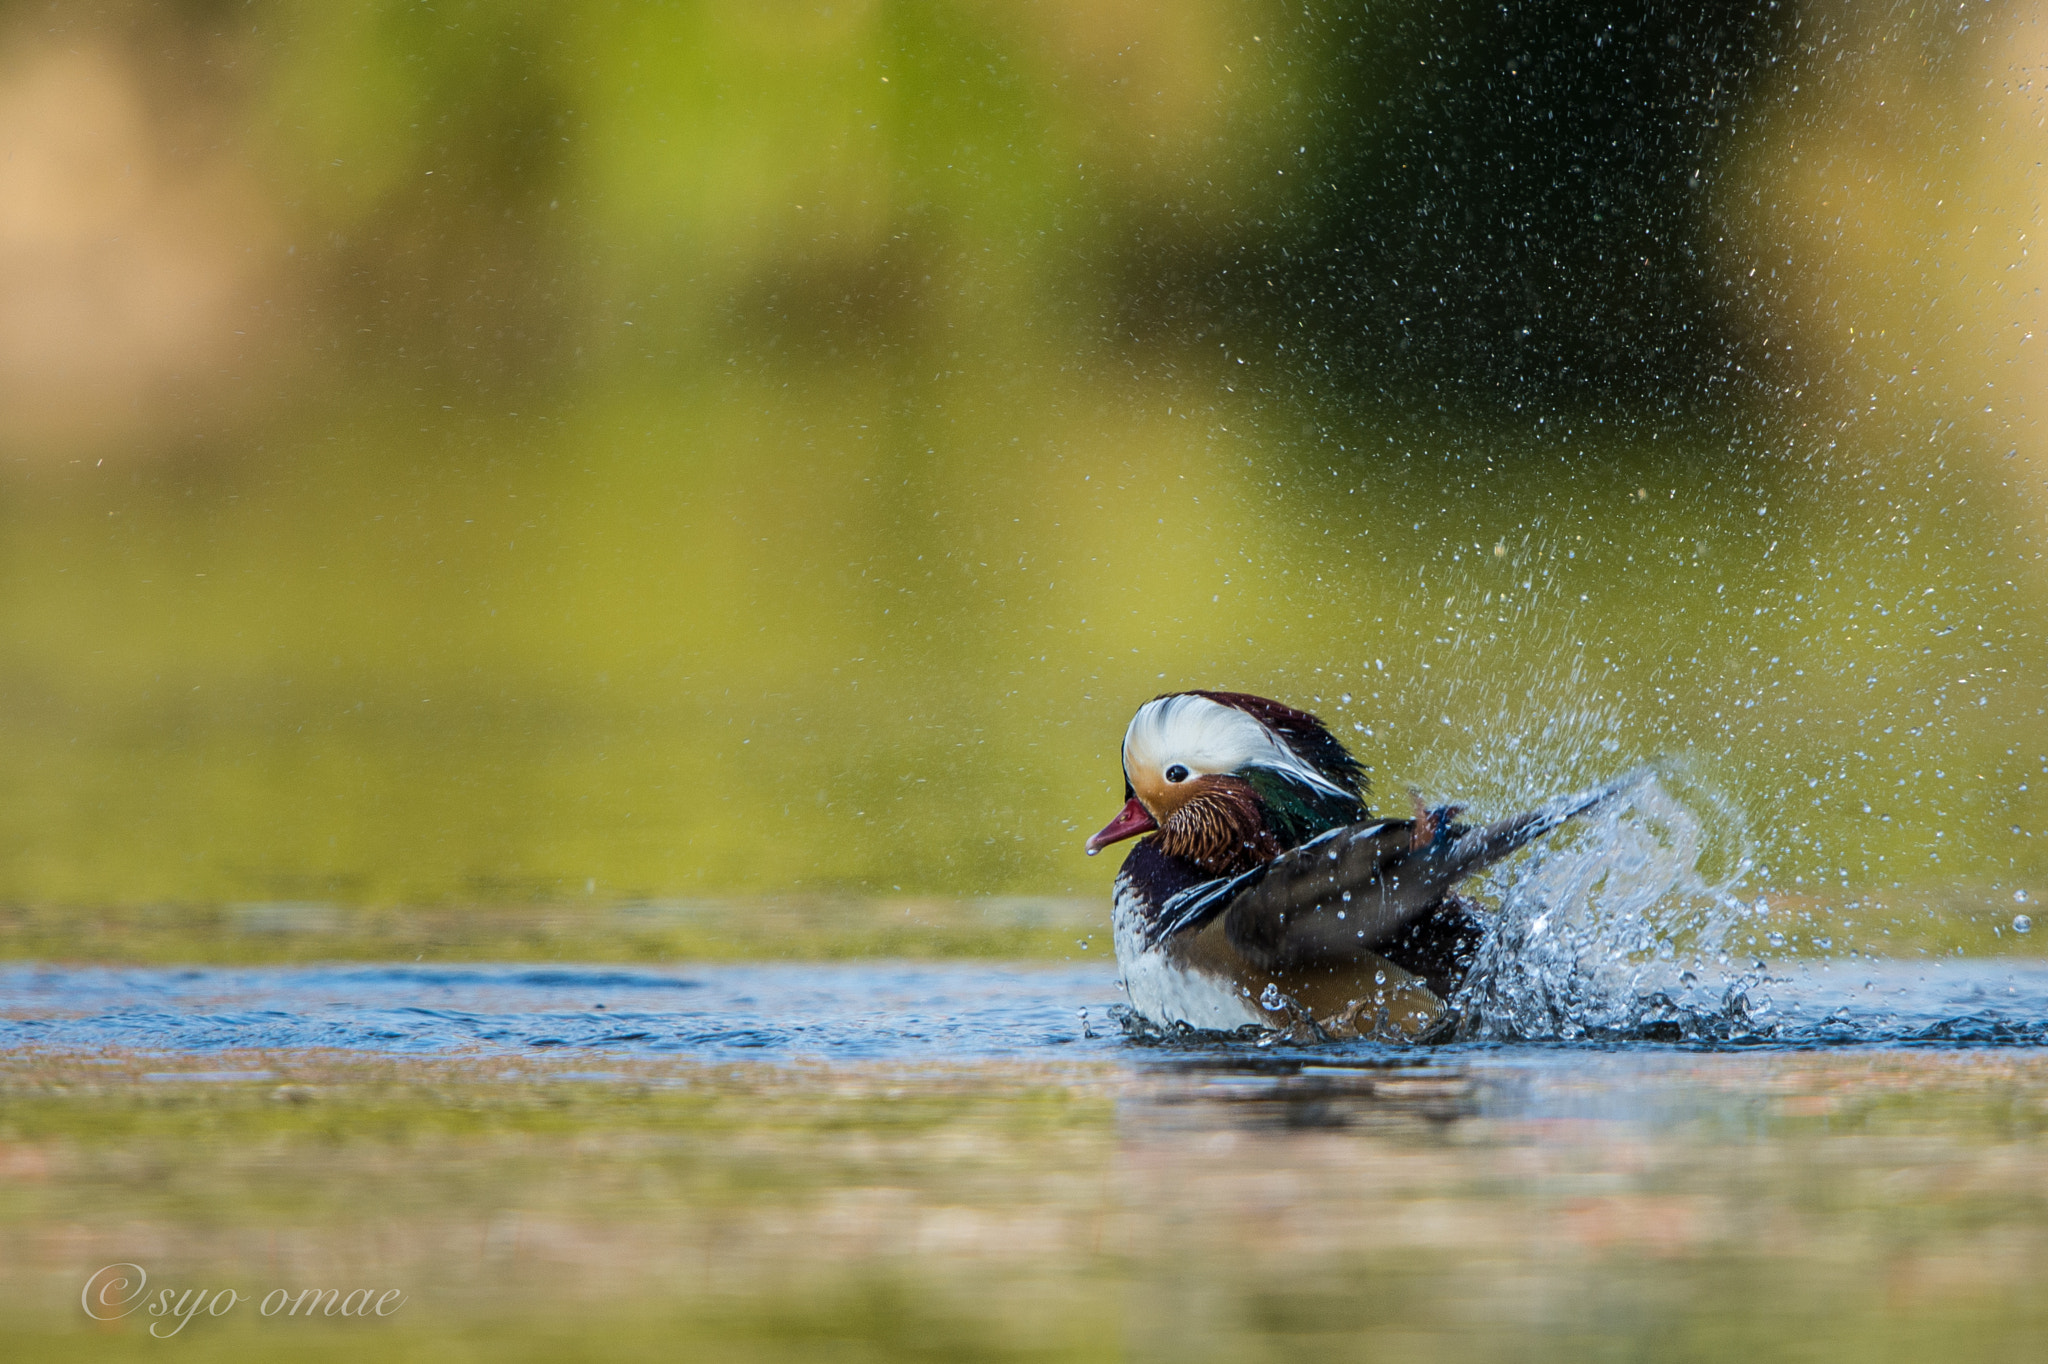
[1085,797,1156,855]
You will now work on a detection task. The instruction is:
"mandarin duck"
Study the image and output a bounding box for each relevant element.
[1086,690,1626,1041]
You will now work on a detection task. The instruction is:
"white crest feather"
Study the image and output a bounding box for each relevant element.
[1122,694,1351,798]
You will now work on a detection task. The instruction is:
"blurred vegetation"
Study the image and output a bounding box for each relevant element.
[0,0,2041,936]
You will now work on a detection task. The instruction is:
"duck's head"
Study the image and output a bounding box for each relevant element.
[1084,690,1369,874]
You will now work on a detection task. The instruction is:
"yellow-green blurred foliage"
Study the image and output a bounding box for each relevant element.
[0,0,2042,930]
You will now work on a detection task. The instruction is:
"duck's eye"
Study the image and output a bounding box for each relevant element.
[1165,764,1190,783]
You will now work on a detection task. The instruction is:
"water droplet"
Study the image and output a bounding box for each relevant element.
[1767,932,1786,948]
[1258,983,1284,1011]
[2016,915,2034,934]
[2016,889,2031,903]
[1373,970,1387,985]
[1814,937,1832,951]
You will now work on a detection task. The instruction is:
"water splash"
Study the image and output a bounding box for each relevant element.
[1453,771,1766,1042]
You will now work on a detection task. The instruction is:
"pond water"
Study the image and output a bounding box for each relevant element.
[5,957,2048,1059]
[5,962,2048,1363]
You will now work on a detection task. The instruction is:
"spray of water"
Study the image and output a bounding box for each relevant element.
[1452,769,1766,1042]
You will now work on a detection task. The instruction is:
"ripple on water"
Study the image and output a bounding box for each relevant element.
[1,956,2047,1062]
[0,962,1129,1061]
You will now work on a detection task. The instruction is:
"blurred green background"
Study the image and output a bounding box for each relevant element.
[0,0,2042,929]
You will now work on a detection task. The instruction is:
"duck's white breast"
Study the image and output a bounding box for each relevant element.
[1111,876,1266,1032]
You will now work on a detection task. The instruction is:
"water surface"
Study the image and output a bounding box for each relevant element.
[6,975,2048,1364]
[6,956,2048,1059]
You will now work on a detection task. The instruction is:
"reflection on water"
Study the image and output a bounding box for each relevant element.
[5,1024,2048,1361]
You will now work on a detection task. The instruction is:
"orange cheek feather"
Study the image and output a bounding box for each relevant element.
[1126,762,1191,824]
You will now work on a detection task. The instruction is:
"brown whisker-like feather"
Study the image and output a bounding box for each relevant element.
[1153,777,1278,875]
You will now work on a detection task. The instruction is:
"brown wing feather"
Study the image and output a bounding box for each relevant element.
[1222,820,1436,970]
[1220,774,1636,973]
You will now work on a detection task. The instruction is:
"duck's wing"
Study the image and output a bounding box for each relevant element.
[1152,774,1638,971]
[1220,817,1449,969]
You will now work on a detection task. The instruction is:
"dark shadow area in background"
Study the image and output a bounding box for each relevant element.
[1121,0,1798,427]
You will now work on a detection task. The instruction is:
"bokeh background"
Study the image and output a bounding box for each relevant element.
[1,0,2043,932]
